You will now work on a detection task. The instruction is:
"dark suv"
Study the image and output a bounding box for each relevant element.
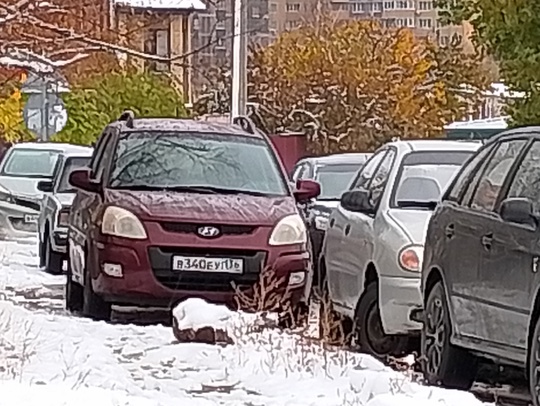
[65,113,320,321]
[419,127,540,404]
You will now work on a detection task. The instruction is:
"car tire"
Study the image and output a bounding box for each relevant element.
[43,235,64,274]
[354,283,409,359]
[65,255,83,312]
[82,250,111,321]
[421,281,477,389]
[529,316,540,406]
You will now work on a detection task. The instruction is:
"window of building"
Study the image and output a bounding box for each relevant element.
[384,1,394,10]
[286,20,300,29]
[252,6,260,17]
[418,0,432,10]
[419,18,432,28]
[373,2,382,11]
[144,29,170,72]
[270,2,277,11]
[286,3,300,12]
[395,0,413,9]
[351,3,362,13]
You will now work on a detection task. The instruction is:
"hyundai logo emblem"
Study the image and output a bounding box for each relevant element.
[197,226,221,238]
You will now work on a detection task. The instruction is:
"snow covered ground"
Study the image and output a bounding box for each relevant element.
[0,238,492,406]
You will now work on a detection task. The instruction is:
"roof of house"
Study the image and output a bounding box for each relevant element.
[113,0,206,11]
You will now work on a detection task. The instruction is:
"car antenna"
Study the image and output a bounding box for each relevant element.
[232,115,257,135]
[118,110,135,128]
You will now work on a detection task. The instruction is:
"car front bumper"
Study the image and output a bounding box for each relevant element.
[88,234,313,311]
[0,201,39,239]
[379,275,423,335]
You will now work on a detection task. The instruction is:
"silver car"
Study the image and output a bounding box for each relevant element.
[37,150,93,273]
[0,142,94,239]
[320,139,481,358]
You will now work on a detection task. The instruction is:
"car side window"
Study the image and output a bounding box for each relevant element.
[349,149,387,190]
[506,140,540,213]
[367,148,396,207]
[446,144,496,203]
[467,139,527,212]
[93,134,115,183]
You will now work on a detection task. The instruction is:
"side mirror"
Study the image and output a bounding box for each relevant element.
[499,197,536,227]
[69,169,100,193]
[294,179,320,202]
[341,189,374,214]
[37,180,53,193]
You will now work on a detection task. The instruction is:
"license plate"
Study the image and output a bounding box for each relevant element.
[172,256,243,273]
[23,214,38,223]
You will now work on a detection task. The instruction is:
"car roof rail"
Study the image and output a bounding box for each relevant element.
[118,110,135,128]
[232,115,257,135]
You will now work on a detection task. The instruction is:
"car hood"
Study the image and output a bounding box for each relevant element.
[386,209,433,244]
[55,192,76,207]
[105,190,298,225]
[0,176,44,198]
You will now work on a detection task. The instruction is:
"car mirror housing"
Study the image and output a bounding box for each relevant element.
[499,197,537,228]
[341,189,374,214]
[294,179,321,202]
[69,169,100,193]
[37,180,54,193]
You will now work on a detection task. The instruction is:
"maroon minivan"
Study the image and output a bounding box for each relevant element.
[65,113,320,321]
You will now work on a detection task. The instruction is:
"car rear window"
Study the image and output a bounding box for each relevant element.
[1,148,61,178]
[108,131,289,196]
[390,150,474,208]
[316,163,362,200]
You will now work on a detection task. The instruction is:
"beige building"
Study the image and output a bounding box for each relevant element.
[113,0,206,103]
[269,0,475,51]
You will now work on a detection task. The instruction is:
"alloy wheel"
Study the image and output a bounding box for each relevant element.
[423,295,446,377]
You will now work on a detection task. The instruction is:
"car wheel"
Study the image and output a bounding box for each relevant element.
[528,316,540,406]
[43,235,64,274]
[82,250,111,321]
[421,281,477,389]
[354,283,409,359]
[65,254,83,312]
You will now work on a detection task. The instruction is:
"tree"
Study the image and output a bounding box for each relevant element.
[436,0,540,127]
[53,70,187,145]
[248,20,490,153]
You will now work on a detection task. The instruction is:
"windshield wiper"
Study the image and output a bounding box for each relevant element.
[396,200,438,210]
[111,184,272,196]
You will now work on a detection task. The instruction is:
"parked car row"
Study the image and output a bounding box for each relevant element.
[304,128,540,406]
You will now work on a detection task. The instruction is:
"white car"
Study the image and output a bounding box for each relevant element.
[0,142,93,239]
[37,149,93,273]
[320,139,481,358]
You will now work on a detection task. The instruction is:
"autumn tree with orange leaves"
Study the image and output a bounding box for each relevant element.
[249,20,491,154]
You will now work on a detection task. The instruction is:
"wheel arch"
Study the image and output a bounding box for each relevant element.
[526,286,540,375]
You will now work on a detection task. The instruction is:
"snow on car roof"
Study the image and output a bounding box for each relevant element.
[11,142,93,154]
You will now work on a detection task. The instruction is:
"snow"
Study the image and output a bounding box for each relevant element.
[172,297,236,330]
[0,238,493,406]
[445,116,509,130]
[0,49,89,73]
[113,0,206,11]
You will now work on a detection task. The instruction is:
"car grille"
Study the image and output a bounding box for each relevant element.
[13,197,40,212]
[160,222,256,236]
[148,247,266,291]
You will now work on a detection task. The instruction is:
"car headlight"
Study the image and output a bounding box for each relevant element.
[269,214,307,246]
[101,206,147,240]
[57,207,70,227]
[0,186,13,203]
[398,244,424,272]
[314,215,329,231]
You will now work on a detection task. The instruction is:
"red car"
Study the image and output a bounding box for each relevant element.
[65,113,320,321]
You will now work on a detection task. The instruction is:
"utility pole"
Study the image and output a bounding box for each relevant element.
[230,0,247,120]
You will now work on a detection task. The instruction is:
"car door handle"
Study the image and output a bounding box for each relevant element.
[329,218,335,228]
[445,224,454,239]
[481,233,493,250]
[344,224,351,236]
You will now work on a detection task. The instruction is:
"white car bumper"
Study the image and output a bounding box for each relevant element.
[0,201,39,239]
[379,275,423,335]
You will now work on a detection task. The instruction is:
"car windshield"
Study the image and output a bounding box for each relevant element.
[109,131,288,196]
[391,151,474,208]
[57,157,91,193]
[316,163,362,200]
[1,148,61,178]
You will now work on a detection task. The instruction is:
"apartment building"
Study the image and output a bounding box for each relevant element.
[270,0,474,50]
